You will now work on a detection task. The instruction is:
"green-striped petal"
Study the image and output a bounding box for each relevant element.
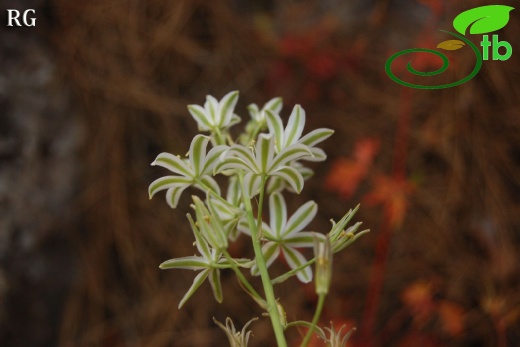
[284,105,306,147]
[151,152,192,177]
[188,104,212,131]
[269,192,287,237]
[159,256,209,270]
[265,109,284,153]
[284,200,317,236]
[149,176,192,198]
[271,166,304,193]
[178,269,210,308]
[219,91,239,127]
[282,246,312,283]
[208,269,223,303]
[268,144,310,172]
[299,128,334,147]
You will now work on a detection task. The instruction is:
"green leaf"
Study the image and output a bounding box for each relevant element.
[453,5,514,35]
[178,269,210,308]
[437,39,465,50]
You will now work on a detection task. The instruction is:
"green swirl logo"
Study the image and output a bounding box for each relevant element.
[385,5,514,89]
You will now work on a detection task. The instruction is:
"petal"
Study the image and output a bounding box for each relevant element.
[301,147,327,162]
[284,105,306,147]
[282,246,312,283]
[271,166,304,194]
[152,152,191,177]
[208,269,223,303]
[218,91,239,127]
[265,109,284,153]
[251,242,280,276]
[284,231,318,248]
[189,135,210,176]
[203,145,229,175]
[243,172,262,198]
[267,144,311,173]
[284,200,317,236]
[237,218,274,239]
[148,176,192,199]
[165,184,190,208]
[255,134,275,172]
[269,192,287,238]
[299,128,334,147]
[195,175,221,195]
[178,269,210,308]
[205,95,220,125]
[215,157,257,174]
[159,256,208,270]
[264,96,283,114]
[188,104,212,131]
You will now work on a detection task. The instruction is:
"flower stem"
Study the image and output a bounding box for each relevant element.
[222,249,263,302]
[300,293,326,347]
[239,173,288,347]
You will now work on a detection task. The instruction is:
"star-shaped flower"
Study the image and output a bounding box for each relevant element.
[188,91,241,132]
[239,192,319,283]
[215,134,310,198]
[149,135,227,208]
[265,104,334,162]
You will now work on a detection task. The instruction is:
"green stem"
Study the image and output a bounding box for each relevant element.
[300,293,326,347]
[222,249,263,302]
[272,258,316,284]
[212,127,226,145]
[239,173,288,347]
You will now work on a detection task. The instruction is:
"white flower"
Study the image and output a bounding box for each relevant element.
[265,104,334,161]
[215,134,311,197]
[148,135,227,208]
[239,192,319,283]
[188,91,241,132]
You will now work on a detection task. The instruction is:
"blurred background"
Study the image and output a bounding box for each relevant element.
[1,0,519,346]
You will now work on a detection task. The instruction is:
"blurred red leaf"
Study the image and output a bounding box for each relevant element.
[364,175,414,228]
[325,138,380,199]
[438,300,465,336]
[401,280,436,326]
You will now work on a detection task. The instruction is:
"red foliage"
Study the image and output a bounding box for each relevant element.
[325,138,380,199]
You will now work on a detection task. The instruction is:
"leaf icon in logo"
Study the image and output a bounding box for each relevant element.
[437,40,465,50]
[453,5,514,35]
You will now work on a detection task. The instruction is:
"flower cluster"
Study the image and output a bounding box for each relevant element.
[149,91,367,346]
